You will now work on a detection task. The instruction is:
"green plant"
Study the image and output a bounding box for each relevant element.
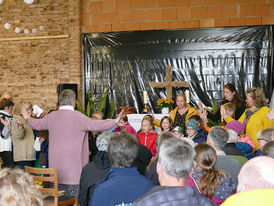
[76,90,116,118]
[206,97,220,127]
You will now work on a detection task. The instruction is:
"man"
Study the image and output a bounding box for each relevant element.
[261,141,274,158]
[257,128,273,150]
[89,131,154,206]
[22,89,123,197]
[222,156,274,206]
[206,126,242,185]
[133,138,214,206]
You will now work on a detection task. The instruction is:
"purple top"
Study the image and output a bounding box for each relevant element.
[27,109,116,185]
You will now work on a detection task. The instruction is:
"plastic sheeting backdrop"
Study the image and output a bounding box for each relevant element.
[83,26,274,114]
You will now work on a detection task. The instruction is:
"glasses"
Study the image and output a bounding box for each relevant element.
[9,106,14,109]
[186,127,195,131]
[258,138,269,143]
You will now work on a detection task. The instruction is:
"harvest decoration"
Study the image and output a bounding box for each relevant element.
[157,98,174,109]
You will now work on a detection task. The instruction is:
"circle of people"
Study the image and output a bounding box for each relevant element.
[0,84,274,206]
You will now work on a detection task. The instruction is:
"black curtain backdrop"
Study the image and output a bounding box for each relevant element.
[82,26,274,114]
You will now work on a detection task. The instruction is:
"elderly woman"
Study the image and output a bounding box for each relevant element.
[11,103,36,169]
[169,93,199,133]
[222,88,274,151]
[200,83,246,122]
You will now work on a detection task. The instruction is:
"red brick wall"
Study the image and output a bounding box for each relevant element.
[0,0,81,111]
[82,0,274,33]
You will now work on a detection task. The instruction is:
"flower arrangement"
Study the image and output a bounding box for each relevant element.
[157,98,174,109]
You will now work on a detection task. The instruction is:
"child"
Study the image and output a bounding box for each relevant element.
[137,115,157,157]
[186,119,207,144]
[113,114,137,135]
[189,115,208,140]
[157,116,173,135]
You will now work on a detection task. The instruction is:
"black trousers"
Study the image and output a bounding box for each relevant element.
[0,151,14,168]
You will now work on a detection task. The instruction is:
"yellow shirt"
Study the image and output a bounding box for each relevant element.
[224,106,274,151]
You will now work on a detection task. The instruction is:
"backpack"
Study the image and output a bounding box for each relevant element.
[0,112,12,139]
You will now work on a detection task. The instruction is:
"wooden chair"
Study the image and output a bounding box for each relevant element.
[25,166,78,206]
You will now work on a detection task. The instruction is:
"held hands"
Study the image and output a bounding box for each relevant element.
[115,109,124,124]
[0,118,8,126]
[267,109,274,120]
[199,108,208,123]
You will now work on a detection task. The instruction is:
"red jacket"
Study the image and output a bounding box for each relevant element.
[137,132,157,157]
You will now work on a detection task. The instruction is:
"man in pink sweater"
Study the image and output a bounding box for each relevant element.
[22,89,122,197]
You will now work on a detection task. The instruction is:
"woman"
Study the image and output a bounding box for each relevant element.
[187,143,235,205]
[11,103,36,169]
[222,88,274,151]
[200,83,246,122]
[169,93,199,133]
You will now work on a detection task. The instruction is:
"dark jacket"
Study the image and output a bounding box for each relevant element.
[207,100,246,122]
[222,143,245,157]
[133,186,215,206]
[192,130,207,144]
[145,160,159,185]
[78,151,110,206]
[89,167,154,206]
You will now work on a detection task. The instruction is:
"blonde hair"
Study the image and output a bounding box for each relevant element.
[0,168,43,206]
[223,102,236,118]
[247,87,267,108]
[176,93,186,101]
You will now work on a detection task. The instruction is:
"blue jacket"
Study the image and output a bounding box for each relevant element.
[89,167,154,206]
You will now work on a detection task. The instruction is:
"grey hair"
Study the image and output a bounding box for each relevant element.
[156,132,175,149]
[96,131,114,152]
[226,128,239,143]
[208,126,229,149]
[261,141,274,158]
[158,138,195,180]
[108,131,139,168]
[257,128,274,142]
[58,89,76,106]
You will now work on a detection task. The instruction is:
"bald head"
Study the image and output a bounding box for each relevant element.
[237,156,274,193]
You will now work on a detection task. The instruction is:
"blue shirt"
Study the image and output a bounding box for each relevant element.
[89,167,154,206]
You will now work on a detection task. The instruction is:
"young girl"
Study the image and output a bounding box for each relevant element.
[157,116,173,135]
[113,114,137,135]
[137,115,157,157]
[187,143,235,205]
[186,119,207,144]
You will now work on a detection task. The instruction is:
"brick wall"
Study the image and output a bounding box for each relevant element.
[82,0,274,33]
[0,0,81,111]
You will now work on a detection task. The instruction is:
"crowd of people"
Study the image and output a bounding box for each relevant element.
[0,84,274,206]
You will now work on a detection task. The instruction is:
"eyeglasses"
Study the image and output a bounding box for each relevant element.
[9,106,14,109]
[258,138,269,143]
[186,127,195,131]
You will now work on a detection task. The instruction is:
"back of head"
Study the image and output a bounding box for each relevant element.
[261,141,274,158]
[58,89,76,106]
[108,131,139,168]
[0,98,14,110]
[156,132,175,149]
[237,156,274,192]
[158,138,195,180]
[223,102,236,115]
[0,168,43,206]
[257,128,274,142]
[96,131,114,152]
[208,126,229,149]
[226,128,239,143]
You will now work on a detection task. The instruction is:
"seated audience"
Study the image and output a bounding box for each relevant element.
[188,115,208,139]
[134,138,214,206]
[0,168,43,206]
[257,128,274,151]
[207,126,242,185]
[89,132,154,206]
[0,98,14,168]
[236,135,255,159]
[145,132,175,185]
[186,119,207,144]
[261,141,274,158]
[187,143,236,205]
[137,115,157,156]
[135,144,152,175]
[11,103,36,170]
[223,128,245,157]
[222,156,274,205]
[113,114,137,135]
[79,131,114,206]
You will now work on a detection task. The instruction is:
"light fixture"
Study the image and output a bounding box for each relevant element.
[24,0,34,4]
[24,29,30,34]
[4,23,11,30]
[0,0,3,5]
[15,27,21,33]
[32,28,37,33]
[39,26,44,31]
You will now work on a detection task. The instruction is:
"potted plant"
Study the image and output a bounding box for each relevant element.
[157,98,174,114]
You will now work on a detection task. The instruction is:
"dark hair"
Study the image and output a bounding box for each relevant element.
[261,141,274,158]
[194,143,227,197]
[221,83,243,107]
[108,131,139,168]
[0,98,14,110]
[160,116,173,132]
